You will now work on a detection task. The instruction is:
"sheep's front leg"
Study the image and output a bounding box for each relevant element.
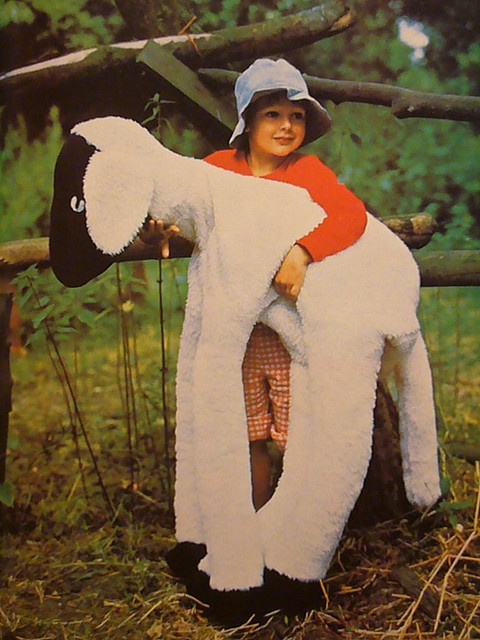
[258,313,385,581]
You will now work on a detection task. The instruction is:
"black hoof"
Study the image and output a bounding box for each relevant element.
[166,545,325,626]
[165,542,207,581]
[185,570,263,627]
[185,567,324,626]
[262,569,324,615]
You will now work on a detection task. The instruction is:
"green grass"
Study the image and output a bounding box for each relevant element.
[419,287,480,461]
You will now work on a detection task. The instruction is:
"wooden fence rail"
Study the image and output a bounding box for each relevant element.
[1,237,480,287]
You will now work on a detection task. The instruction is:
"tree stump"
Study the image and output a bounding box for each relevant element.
[348,382,411,528]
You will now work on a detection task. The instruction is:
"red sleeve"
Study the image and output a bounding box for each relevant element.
[291,156,367,262]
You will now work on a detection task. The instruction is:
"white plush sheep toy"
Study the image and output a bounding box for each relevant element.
[50,116,441,611]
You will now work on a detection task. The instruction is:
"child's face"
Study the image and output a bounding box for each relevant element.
[245,95,306,162]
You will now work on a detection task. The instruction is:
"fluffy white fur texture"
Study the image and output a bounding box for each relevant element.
[73,116,441,591]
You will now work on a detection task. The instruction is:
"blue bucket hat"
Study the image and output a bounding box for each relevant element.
[229,58,332,148]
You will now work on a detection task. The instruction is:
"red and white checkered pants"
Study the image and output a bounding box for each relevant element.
[242,323,291,452]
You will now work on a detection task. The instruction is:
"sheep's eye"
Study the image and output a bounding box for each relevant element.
[70,196,85,213]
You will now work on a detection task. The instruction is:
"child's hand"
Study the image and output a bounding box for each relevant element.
[139,218,180,259]
[273,244,312,302]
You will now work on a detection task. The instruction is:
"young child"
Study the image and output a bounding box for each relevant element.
[203,58,367,510]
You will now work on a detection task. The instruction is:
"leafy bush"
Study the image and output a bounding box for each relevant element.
[13,263,149,346]
[0,108,63,241]
[0,0,122,70]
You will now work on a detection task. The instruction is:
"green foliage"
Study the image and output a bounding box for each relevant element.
[436,499,475,530]
[400,0,480,90]
[191,0,314,32]
[309,99,480,248]
[143,94,212,157]
[11,260,187,353]
[419,287,480,453]
[0,2,35,27]
[13,265,125,346]
[0,482,14,507]
[0,0,122,52]
[191,0,245,32]
[0,108,63,241]
[298,4,403,84]
[457,41,480,81]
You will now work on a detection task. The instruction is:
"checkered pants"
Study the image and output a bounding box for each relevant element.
[242,323,291,452]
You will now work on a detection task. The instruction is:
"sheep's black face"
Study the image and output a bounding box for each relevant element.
[49,134,115,287]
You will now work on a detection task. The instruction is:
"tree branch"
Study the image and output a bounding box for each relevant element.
[199,69,480,124]
[2,238,479,287]
[378,214,437,249]
[413,249,480,286]
[169,2,355,69]
[0,3,353,101]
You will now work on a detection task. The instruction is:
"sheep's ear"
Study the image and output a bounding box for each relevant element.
[84,149,154,255]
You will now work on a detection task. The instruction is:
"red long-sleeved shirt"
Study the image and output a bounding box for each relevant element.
[204,149,367,262]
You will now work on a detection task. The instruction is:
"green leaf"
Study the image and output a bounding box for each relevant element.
[77,309,97,327]
[32,305,54,329]
[7,436,20,451]
[0,482,14,507]
[438,499,474,513]
[440,476,450,496]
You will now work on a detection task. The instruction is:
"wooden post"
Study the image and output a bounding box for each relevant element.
[0,293,13,485]
[138,42,237,147]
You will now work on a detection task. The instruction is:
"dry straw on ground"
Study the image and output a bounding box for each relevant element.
[1,463,478,639]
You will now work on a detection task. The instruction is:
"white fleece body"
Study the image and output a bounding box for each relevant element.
[73,117,441,591]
